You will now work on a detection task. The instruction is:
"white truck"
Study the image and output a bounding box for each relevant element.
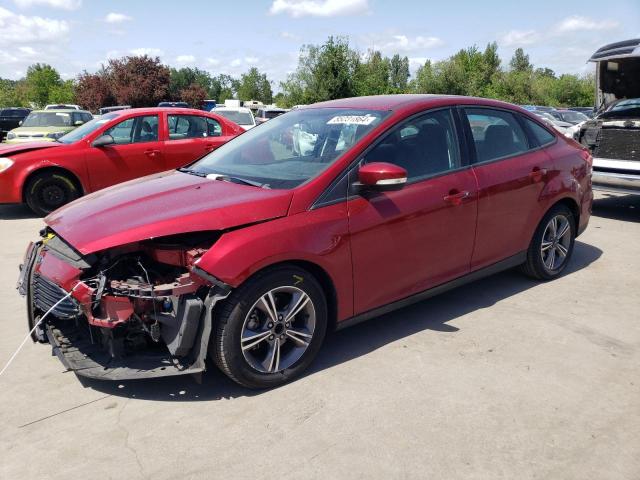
[577,39,640,195]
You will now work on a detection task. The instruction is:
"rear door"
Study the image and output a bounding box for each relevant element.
[85,114,165,191]
[163,114,234,169]
[461,107,554,270]
[348,108,478,314]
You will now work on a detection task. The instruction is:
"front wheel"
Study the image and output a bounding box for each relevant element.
[521,204,576,280]
[212,266,327,389]
[25,171,80,216]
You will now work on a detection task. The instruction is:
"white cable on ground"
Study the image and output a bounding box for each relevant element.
[0,285,78,377]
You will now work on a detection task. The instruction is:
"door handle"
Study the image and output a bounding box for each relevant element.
[529,167,547,182]
[443,190,470,206]
[144,149,161,157]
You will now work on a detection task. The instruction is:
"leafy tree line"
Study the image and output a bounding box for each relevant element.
[0,57,274,111]
[277,37,594,108]
[0,37,594,111]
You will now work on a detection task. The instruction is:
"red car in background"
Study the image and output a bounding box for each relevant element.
[18,95,592,389]
[0,107,243,215]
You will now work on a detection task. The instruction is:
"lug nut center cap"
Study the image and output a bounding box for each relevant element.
[274,323,285,335]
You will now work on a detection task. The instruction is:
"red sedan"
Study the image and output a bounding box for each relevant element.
[18,95,593,388]
[0,107,243,215]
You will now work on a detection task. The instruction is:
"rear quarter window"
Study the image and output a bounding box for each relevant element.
[522,116,556,146]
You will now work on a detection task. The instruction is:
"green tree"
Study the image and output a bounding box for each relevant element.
[354,50,391,96]
[24,64,63,107]
[237,67,273,103]
[169,67,214,100]
[280,36,359,105]
[214,74,238,103]
[510,48,532,72]
[389,54,410,92]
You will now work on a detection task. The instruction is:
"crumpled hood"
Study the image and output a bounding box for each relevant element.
[45,170,293,254]
[0,141,63,155]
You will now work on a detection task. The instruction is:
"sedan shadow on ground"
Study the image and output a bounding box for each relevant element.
[82,240,602,402]
[0,204,41,220]
[592,193,640,223]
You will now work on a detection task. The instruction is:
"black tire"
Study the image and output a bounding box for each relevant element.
[521,204,576,280]
[212,266,328,389]
[25,171,80,216]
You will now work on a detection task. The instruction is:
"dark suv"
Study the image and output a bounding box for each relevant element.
[0,108,30,141]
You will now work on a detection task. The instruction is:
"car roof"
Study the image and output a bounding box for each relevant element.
[306,94,531,114]
[213,106,252,113]
[31,109,91,114]
[107,107,218,116]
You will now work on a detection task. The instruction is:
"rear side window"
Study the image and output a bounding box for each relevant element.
[167,115,210,140]
[464,108,528,163]
[522,117,556,146]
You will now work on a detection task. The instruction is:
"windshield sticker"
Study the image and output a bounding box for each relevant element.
[327,115,376,126]
[55,113,70,117]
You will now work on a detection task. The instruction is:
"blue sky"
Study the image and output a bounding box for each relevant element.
[0,0,638,88]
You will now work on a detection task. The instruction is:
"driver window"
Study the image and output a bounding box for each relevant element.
[105,115,158,144]
[364,109,461,181]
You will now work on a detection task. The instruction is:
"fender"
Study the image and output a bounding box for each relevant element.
[19,159,88,198]
[194,202,355,321]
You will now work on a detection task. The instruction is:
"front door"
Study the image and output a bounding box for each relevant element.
[85,114,164,191]
[348,108,478,315]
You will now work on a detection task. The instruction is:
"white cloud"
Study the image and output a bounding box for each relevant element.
[13,0,81,10]
[105,12,132,24]
[175,54,196,64]
[244,56,259,64]
[207,58,220,66]
[363,33,444,54]
[501,29,539,47]
[499,15,620,47]
[555,15,619,33]
[269,0,369,18]
[129,48,164,57]
[230,58,242,67]
[0,7,69,44]
[280,31,300,40]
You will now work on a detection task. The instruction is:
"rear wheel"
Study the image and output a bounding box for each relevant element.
[25,171,80,216]
[521,204,576,280]
[212,266,327,389]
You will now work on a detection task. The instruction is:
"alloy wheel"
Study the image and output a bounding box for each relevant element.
[540,214,572,271]
[240,286,316,373]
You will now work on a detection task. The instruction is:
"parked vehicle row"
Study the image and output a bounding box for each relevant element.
[4,109,93,143]
[0,107,243,215]
[16,95,593,389]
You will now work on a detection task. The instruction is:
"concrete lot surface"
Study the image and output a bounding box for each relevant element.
[0,192,638,479]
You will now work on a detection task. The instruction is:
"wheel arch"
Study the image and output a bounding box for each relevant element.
[22,166,85,203]
[549,196,580,230]
[233,259,339,332]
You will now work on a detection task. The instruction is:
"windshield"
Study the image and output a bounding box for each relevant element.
[265,110,285,119]
[559,111,588,123]
[599,98,640,118]
[185,108,389,189]
[22,112,73,127]
[57,113,119,144]
[214,110,255,125]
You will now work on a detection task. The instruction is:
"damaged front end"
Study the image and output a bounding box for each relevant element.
[17,229,231,380]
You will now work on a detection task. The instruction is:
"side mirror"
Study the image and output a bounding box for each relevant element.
[356,162,407,192]
[92,134,115,147]
[18,120,22,126]
[74,120,84,126]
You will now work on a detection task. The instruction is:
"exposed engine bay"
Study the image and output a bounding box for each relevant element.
[19,229,231,380]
